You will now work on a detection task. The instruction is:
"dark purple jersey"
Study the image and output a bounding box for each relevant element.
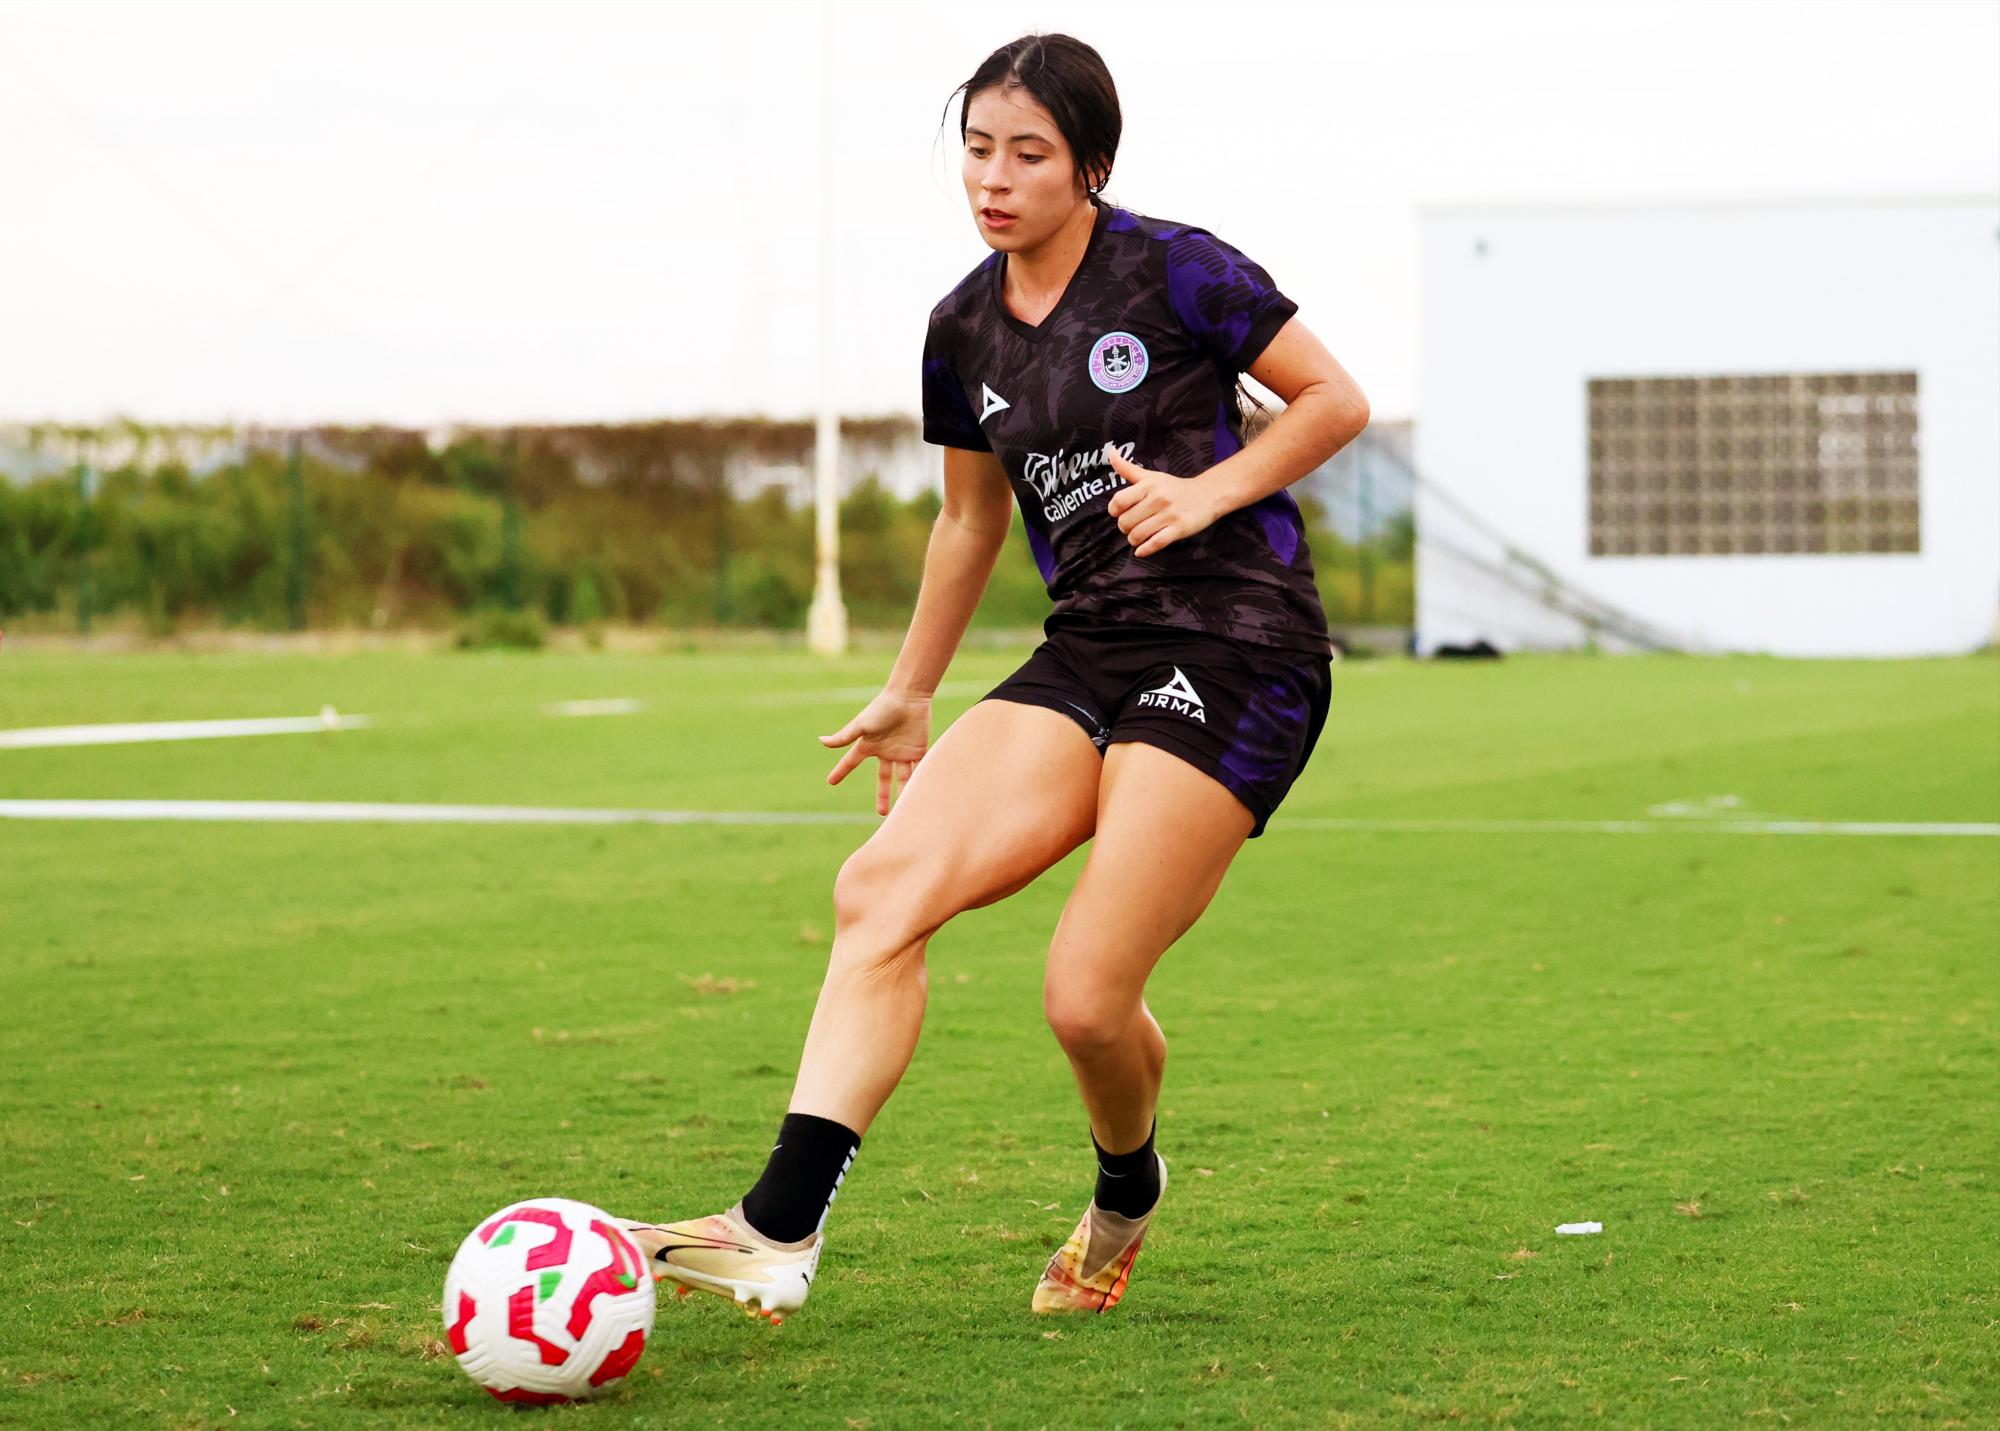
[921,200,1333,658]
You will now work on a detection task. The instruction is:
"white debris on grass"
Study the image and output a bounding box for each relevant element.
[1555,1221,1603,1235]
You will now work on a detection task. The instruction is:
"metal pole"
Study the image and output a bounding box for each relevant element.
[286,434,308,630]
[501,433,522,613]
[805,2,848,655]
[714,477,733,624]
[1358,442,1376,625]
[75,451,94,636]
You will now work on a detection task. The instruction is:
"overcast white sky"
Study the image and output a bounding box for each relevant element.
[2,0,1994,427]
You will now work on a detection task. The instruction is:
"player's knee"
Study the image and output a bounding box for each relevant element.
[1043,986,1132,1056]
[832,841,953,953]
[830,848,878,932]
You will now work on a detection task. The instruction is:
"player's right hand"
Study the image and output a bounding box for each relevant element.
[819,689,932,816]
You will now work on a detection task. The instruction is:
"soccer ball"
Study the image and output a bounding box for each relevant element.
[443,1197,656,1404]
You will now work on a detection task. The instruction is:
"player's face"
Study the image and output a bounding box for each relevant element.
[961,85,1089,253]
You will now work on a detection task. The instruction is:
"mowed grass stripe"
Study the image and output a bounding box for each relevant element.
[3,654,1994,826]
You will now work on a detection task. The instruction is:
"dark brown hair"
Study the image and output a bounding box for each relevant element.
[946,33,1121,195]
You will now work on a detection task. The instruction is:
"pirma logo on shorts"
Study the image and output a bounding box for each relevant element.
[1136,667,1206,723]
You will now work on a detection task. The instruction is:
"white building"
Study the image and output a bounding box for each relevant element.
[1415,197,1999,657]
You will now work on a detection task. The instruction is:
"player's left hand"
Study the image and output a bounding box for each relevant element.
[1103,444,1221,558]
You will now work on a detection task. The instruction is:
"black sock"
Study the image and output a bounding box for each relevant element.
[739,1112,861,1244]
[1092,1120,1160,1218]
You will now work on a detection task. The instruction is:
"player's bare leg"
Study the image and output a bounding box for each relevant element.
[622,699,1100,1319]
[1033,740,1253,1312]
[789,698,1100,1134]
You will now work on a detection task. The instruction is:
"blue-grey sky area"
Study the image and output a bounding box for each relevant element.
[2,0,1994,426]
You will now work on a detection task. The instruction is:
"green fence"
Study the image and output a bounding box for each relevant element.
[0,423,1413,641]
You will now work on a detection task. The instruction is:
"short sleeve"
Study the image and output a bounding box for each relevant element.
[1163,229,1299,373]
[921,312,991,452]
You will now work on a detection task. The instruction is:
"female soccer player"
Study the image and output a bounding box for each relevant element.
[620,32,1368,1320]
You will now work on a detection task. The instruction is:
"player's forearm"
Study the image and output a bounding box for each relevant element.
[884,515,1008,698]
[1198,383,1370,520]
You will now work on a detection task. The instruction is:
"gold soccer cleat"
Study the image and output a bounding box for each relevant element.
[1031,1154,1167,1314]
[615,1204,820,1325]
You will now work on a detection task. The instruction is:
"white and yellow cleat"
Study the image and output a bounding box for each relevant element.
[1031,1155,1167,1314]
[615,1204,820,1325]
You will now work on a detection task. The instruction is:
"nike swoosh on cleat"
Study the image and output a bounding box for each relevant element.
[653,1239,759,1258]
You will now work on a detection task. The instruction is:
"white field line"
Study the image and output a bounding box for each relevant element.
[742,681,989,708]
[542,698,644,717]
[0,800,873,827]
[1,695,645,748]
[0,800,1992,837]
[0,682,947,747]
[1280,817,1999,838]
[0,714,372,749]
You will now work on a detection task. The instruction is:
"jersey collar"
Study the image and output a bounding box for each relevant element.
[989,200,1114,345]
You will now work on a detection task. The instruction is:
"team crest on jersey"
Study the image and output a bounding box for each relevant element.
[1088,331,1150,394]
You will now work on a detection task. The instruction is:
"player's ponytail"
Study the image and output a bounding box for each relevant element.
[943,33,1122,199]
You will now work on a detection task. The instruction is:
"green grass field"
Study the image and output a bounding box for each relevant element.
[1,643,1995,1428]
